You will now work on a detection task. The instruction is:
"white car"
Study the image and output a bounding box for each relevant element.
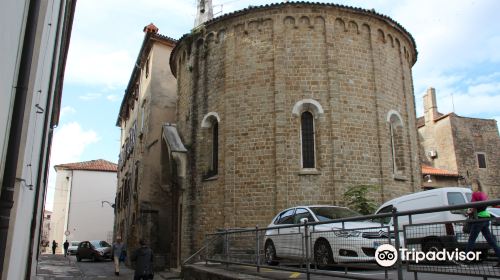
[264,205,391,266]
[67,241,80,255]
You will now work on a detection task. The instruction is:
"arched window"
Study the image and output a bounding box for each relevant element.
[387,111,405,176]
[292,99,324,170]
[201,112,220,178]
[301,111,315,168]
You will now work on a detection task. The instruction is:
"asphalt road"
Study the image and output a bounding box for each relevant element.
[73,255,135,279]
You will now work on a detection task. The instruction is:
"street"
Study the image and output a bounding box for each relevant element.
[36,253,134,279]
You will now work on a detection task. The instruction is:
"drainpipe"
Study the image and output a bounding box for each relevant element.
[0,0,41,277]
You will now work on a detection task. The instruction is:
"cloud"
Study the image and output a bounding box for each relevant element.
[106,95,121,102]
[79,92,102,100]
[60,106,76,117]
[45,122,100,211]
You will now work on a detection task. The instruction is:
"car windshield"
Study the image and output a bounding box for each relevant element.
[309,207,360,221]
[71,242,80,246]
[90,240,111,248]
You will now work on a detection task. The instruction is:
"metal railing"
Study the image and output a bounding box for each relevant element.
[185,199,500,280]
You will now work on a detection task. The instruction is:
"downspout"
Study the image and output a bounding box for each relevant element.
[0,0,41,277]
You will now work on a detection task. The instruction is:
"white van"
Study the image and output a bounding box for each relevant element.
[374,187,491,255]
[375,187,472,226]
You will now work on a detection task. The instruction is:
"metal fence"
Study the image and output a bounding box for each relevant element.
[184,199,500,280]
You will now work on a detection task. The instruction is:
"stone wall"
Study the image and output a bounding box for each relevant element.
[172,3,421,257]
[451,116,500,198]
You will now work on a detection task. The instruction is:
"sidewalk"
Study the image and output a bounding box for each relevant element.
[35,254,181,279]
[36,254,82,279]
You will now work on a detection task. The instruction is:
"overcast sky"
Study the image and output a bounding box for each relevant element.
[46,0,500,211]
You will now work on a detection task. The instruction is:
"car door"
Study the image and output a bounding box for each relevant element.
[79,242,90,259]
[273,208,296,258]
[292,208,315,258]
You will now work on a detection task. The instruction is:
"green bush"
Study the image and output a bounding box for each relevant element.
[343,185,379,215]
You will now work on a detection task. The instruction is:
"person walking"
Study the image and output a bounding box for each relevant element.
[112,236,126,276]
[131,239,154,280]
[465,191,500,267]
[63,240,69,257]
[51,240,57,255]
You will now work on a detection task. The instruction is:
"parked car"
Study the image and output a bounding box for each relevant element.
[76,240,112,262]
[264,205,391,266]
[67,241,80,255]
[374,187,491,257]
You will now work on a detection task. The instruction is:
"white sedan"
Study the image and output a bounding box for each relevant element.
[264,205,391,266]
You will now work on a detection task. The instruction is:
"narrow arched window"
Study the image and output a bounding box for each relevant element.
[301,111,315,168]
[201,112,220,179]
[210,122,218,175]
[388,112,405,176]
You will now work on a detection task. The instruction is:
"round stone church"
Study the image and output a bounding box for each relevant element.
[168,2,420,255]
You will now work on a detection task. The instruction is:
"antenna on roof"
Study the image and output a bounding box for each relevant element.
[451,92,455,113]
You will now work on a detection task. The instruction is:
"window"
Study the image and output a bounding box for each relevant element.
[145,58,150,78]
[207,122,219,176]
[201,112,220,178]
[301,112,315,168]
[477,153,486,168]
[388,111,405,176]
[276,209,295,225]
[293,208,314,224]
[292,99,324,170]
[447,192,467,214]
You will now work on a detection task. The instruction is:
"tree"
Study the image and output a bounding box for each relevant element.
[343,185,379,215]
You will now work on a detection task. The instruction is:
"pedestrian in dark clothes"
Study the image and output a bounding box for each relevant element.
[51,240,58,255]
[63,240,69,257]
[131,239,154,280]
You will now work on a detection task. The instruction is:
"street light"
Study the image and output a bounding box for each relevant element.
[101,201,115,208]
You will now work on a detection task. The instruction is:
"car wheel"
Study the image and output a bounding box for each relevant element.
[314,239,334,268]
[91,254,97,262]
[264,240,279,265]
[76,255,81,262]
[421,238,443,253]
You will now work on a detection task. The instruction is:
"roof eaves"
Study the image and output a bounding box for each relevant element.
[170,1,418,73]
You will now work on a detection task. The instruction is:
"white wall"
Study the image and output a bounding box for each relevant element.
[0,0,29,181]
[50,169,72,252]
[1,0,70,278]
[62,170,116,244]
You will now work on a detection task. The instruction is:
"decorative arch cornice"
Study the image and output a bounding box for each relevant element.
[387,109,404,126]
[201,112,220,128]
[292,99,324,119]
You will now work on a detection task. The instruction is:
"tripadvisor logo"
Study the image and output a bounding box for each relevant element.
[375,244,482,267]
[375,244,398,267]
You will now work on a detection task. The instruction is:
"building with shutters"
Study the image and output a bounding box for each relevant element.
[115,24,178,269]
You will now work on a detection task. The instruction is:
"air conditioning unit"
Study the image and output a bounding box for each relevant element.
[428,150,438,158]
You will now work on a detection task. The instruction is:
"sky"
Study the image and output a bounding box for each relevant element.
[45,0,500,211]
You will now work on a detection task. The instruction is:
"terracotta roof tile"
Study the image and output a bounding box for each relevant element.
[421,164,459,177]
[55,159,117,172]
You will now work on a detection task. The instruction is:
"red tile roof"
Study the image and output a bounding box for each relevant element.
[55,159,117,172]
[421,164,459,177]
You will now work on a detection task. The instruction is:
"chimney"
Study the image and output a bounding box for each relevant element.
[143,23,158,34]
[423,87,439,124]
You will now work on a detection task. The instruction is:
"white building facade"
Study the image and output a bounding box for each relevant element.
[51,160,117,252]
[0,0,76,278]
